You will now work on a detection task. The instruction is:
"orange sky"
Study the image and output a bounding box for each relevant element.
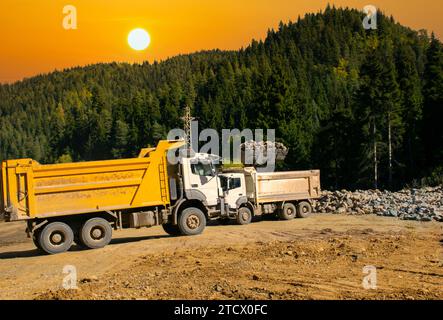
[0,0,441,83]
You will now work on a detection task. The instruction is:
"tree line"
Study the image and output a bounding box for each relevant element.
[0,6,442,190]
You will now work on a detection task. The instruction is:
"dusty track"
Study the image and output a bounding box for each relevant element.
[0,214,442,300]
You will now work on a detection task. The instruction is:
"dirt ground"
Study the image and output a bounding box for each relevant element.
[0,214,442,300]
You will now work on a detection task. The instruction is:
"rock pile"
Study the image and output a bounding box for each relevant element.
[241,140,289,163]
[314,186,443,222]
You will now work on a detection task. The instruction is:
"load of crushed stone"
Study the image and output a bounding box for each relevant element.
[240,140,289,164]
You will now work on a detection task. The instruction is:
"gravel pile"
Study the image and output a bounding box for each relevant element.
[314,186,443,222]
[241,140,289,163]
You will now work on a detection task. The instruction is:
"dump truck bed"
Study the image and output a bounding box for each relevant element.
[0,140,184,222]
[244,168,321,204]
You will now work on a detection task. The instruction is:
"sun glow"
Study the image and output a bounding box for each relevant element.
[128,28,151,51]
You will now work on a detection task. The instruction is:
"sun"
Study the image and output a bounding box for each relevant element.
[128,28,151,51]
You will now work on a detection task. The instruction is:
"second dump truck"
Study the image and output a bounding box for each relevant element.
[0,140,320,254]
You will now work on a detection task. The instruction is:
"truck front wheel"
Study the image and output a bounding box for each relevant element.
[80,218,113,249]
[279,203,297,220]
[297,201,312,218]
[236,207,252,225]
[178,207,206,236]
[38,222,74,254]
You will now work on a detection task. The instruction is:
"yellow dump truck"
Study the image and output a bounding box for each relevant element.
[1,140,320,254]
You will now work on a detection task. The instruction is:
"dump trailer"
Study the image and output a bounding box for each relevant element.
[248,168,320,219]
[1,140,321,255]
[219,168,321,222]
[1,140,181,223]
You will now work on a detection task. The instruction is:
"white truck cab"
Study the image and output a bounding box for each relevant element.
[176,151,320,227]
[181,153,221,207]
[218,173,247,211]
[180,153,246,214]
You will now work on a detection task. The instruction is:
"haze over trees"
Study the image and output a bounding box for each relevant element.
[0,6,442,190]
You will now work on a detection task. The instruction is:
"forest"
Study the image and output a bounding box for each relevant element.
[0,6,442,190]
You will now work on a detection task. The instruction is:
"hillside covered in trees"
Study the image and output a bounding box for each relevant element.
[0,6,442,190]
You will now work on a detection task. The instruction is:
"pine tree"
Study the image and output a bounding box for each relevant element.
[423,34,443,171]
[354,37,385,189]
[396,43,423,181]
[378,39,402,189]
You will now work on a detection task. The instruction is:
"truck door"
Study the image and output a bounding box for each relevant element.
[223,175,246,210]
[187,161,219,207]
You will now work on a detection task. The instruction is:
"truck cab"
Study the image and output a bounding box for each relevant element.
[181,153,221,207]
[179,153,250,223]
[219,173,247,212]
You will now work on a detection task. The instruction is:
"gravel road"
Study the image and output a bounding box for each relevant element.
[0,214,442,300]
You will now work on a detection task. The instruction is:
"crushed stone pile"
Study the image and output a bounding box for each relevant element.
[314,186,443,222]
[240,140,289,163]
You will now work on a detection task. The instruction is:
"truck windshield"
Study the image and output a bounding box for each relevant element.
[220,176,241,191]
[191,163,214,176]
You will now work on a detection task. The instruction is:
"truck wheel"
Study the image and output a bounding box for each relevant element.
[297,201,312,218]
[236,207,252,225]
[38,222,74,254]
[80,218,113,249]
[178,207,206,236]
[32,230,42,250]
[162,223,181,236]
[279,203,297,220]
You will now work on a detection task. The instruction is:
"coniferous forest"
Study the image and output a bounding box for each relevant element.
[0,7,442,190]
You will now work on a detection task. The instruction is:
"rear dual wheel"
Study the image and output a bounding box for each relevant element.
[297,201,312,218]
[79,218,113,249]
[278,201,312,220]
[278,203,297,220]
[35,218,113,254]
[37,222,74,255]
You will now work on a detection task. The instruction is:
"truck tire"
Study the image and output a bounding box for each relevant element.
[38,222,74,254]
[279,203,297,220]
[236,207,252,225]
[162,223,181,236]
[32,229,42,250]
[297,201,312,218]
[80,218,113,249]
[178,207,206,236]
